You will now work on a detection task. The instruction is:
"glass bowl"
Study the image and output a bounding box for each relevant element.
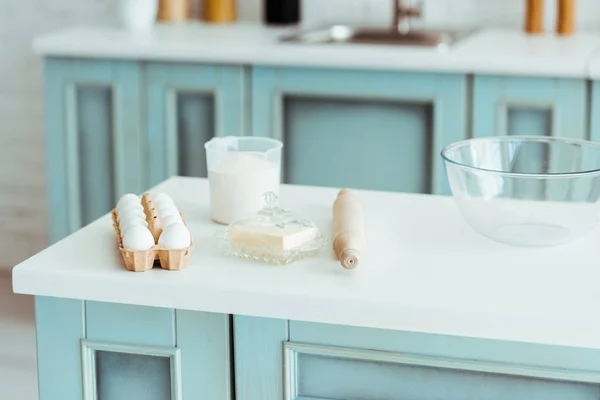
[441,136,600,246]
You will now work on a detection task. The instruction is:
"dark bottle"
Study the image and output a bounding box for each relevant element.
[264,0,301,25]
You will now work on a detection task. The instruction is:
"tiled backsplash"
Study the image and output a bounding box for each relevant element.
[239,0,600,31]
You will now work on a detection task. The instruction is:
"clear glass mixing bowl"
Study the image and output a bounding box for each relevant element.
[441,136,600,246]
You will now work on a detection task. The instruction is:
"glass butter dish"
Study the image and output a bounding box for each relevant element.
[216,192,326,265]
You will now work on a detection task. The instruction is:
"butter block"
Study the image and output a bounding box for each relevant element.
[228,224,319,250]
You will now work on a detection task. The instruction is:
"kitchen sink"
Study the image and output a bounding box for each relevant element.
[280,25,472,49]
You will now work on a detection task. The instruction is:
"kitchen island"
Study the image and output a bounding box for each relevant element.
[13,177,600,400]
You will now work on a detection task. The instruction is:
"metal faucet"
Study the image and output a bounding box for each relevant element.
[393,0,423,33]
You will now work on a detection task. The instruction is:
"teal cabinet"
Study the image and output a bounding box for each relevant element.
[45,58,246,242]
[35,297,232,400]
[590,81,600,142]
[235,316,600,400]
[251,67,467,195]
[472,75,587,139]
[33,300,600,400]
[145,63,246,188]
[45,58,143,242]
[44,59,592,241]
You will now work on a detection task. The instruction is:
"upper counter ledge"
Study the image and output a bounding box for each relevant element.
[33,23,600,78]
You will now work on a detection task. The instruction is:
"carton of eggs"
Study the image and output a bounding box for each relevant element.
[112,192,193,272]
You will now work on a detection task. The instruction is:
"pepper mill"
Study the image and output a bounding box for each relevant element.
[525,0,545,34]
[203,0,237,23]
[556,0,575,36]
[157,0,190,22]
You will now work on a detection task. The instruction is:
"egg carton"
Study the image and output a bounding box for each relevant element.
[112,193,193,272]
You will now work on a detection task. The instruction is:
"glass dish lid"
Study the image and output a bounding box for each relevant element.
[216,192,326,265]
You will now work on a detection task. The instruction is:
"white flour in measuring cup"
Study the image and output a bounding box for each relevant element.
[208,152,280,224]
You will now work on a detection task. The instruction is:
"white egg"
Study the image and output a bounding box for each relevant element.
[117,207,146,222]
[157,204,179,219]
[116,194,141,212]
[152,192,173,205]
[117,203,144,217]
[155,198,176,212]
[158,224,191,249]
[121,222,151,239]
[160,214,183,229]
[122,226,155,250]
[117,193,139,207]
[119,214,148,231]
[152,192,168,201]
[120,224,137,238]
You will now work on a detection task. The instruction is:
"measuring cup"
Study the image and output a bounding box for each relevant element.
[205,136,283,224]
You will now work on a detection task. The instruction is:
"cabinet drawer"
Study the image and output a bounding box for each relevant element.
[285,342,599,400]
[286,321,600,400]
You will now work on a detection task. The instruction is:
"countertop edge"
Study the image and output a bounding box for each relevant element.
[31,27,600,79]
[12,267,600,351]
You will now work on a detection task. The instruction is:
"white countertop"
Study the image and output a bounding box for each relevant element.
[13,176,600,349]
[33,23,600,78]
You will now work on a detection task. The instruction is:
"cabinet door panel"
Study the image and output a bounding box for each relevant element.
[145,63,245,187]
[86,301,175,347]
[79,302,231,400]
[176,92,214,177]
[507,107,552,136]
[83,302,179,399]
[289,320,600,372]
[284,97,432,193]
[75,86,115,226]
[234,316,600,400]
[252,67,466,195]
[35,296,85,400]
[589,81,600,143]
[473,75,586,139]
[95,351,172,400]
[234,316,288,400]
[45,58,142,242]
[287,322,600,400]
[289,344,599,400]
[177,310,232,400]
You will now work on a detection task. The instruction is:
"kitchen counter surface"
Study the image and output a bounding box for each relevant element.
[33,23,600,78]
[13,176,600,350]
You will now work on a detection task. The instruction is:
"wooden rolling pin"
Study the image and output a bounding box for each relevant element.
[525,0,545,34]
[333,189,365,270]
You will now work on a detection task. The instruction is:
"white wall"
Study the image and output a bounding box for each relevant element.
[309,0,600,30]
[247,0,600,30]
[0,0,599,270]
[0,0,117,269]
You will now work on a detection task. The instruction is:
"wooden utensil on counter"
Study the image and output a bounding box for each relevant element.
[525,0,545,34]
[203,0,236,23]
[333,189,365,270]
[557,0,575,35]
[158,0,190,22]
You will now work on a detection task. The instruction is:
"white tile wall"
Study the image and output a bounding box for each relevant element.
[0,0,599,270]
[0,0,117,270]
[242,0,600,30]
